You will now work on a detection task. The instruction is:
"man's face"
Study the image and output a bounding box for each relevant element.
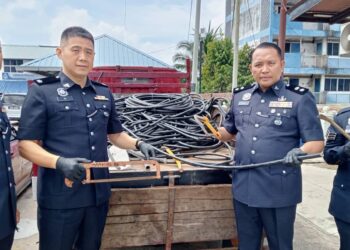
[56,36,94,81]
[0,47,3,70]
[249,47,285,91]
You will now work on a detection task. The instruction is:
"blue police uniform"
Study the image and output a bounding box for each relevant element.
[324,107,350,250]
[0,102,16,250]
[18,72,123,250]
[224,80,323,250]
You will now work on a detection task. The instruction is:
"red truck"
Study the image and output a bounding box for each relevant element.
[88,59,191,94]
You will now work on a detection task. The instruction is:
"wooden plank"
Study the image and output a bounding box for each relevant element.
[102,184,236,249]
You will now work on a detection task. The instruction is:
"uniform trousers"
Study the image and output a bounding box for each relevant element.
[335,217,350,250]
[38,201,109,250]
[233,199,296,250]
[0,232,14,250]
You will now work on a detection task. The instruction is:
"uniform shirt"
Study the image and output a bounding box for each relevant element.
[324,107,350,223]
[18,72,123,209]
[224,80,323,208]
[0,103,16,239]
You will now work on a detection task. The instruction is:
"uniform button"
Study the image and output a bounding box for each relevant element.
[251,150,255,154]
[65,106,70,110]
[5,150,8,154]
[341,184,344,188]
[82,92,86,95]
[261,99,265,103]
[9,183,12,188]
[271,109,276,114]
[8,167,11,171]
[253,136,257,141]
[240,110,243,114]
[91,146,95,150]
[2,135,6,139]
[256,111,261,115]
[86,104,91,108]
[282,170,286,174]
[103,105,106,108]
[89,118,93,122]
[254,124,259,128]
[90,131,94,136]
[277,113,281,116]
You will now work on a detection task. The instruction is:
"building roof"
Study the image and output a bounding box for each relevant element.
[17,34,169,73]
[2,44,56,60]
[288,0,350,23]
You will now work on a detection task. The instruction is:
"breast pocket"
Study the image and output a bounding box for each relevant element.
[94,101,111,125]
[268,109,293,130]
[53,102,79,127]
[234,107,252,127]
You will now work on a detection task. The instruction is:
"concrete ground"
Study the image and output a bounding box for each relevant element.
[12,159,340,250]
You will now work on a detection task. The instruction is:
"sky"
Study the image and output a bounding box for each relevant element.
[0,0,226,65]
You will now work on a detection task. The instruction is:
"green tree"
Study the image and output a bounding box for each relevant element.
[201,42,254,92]
[237,44,254,87]
[202,38,233,92]
[172,23,221,71]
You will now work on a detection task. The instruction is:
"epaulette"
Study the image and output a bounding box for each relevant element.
[233,83,255,94]
[35,76,60,85]
[285,84,309,95]
[91,80,108,88]
[337,107,350,116]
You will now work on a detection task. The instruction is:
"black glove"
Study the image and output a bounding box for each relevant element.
[56,157,90,181]
[343,141,350,158]
[138,142,155,160]
[284,148,307,167]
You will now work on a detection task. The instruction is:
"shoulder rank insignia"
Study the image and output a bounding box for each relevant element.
[233,83,255,94]
[285,84,309,95]
[35,75,60,85]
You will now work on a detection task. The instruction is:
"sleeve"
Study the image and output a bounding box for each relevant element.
[223,95,238,135]
[323,114,347,164]
[17,83,47,140]
[297,92,324,142]
[107,91,123,134]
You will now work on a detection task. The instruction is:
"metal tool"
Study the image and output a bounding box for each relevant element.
[64,160,161,188]
[164,147,183,172]
[194,115,222,140]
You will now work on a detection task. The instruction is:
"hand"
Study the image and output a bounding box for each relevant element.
[56,157,90,181]
[284,148,307,167]
[138,142,155,160]
[343,141,350,157]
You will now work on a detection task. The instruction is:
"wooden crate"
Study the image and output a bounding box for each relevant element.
[101,184,236,249]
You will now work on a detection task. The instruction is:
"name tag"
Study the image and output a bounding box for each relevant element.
[94,95,109,101]
[238,101,250,106]
[269,101,293,108]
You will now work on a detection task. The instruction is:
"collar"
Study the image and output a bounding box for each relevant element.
[59,72,96,92]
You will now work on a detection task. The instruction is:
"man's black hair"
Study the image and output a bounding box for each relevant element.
[60,26,94,47]
[249,42,282,62]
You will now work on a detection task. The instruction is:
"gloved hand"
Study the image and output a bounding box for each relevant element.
[343,141,350,157]
[56,157,90,181]
[138,142,155,160]
[284,148,307,167]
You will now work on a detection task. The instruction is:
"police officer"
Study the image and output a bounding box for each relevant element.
[0,41,20,250]
[17,27,155,250]
[324,109,350,249]
[218,42,324,250]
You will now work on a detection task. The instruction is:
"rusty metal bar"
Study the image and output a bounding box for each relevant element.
[65,160,161,187]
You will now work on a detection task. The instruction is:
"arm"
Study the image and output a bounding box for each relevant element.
[19,140,59,169]
[108,132,138,150]
[218,127,236,142]
[300,140,324,154]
